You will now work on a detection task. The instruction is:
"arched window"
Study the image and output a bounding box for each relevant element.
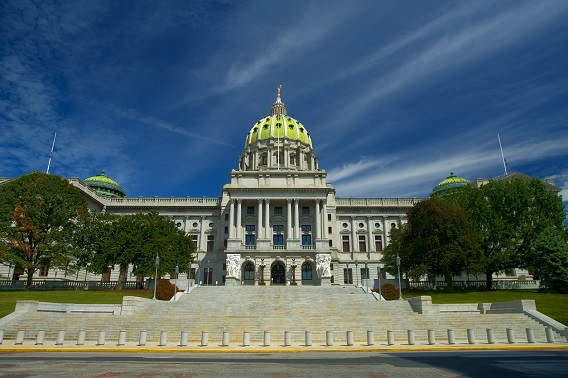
[243,262,255,280]
[302,262,312,280]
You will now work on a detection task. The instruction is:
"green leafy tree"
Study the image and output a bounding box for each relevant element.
[0,172,87,288]
[383,197,483,291]
[83,211,194,288]
[445,177,565,289]
[527,228,568,293]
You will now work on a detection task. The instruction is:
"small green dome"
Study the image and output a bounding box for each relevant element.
[84,171,126,198]
[244,92,312,148]
[431,172,471,197]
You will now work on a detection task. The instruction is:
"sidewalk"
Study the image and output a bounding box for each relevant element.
[2,339,568,353]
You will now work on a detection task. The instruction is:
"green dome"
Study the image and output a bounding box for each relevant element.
[244,92,312,148]
[431,172,471,197]
[84,171,126,198]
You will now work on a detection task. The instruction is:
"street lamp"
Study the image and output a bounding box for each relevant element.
[378,263,383,300]
[174,265,179,301]
[291,258,297,285]
[152,255,160,300]
[364,262,369,293]
[346,263,349,285]
[355,259,359,287]
[259,258,266,285]
[396,254,403,300]
[207,260,210,287]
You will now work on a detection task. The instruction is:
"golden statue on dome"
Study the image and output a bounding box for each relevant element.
[277,84,282,97]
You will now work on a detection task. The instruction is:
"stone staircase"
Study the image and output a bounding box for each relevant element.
[1,286,557,344]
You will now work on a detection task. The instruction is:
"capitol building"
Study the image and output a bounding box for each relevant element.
[64,89,422,287]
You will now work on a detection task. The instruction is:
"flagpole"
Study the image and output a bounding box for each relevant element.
[498,133,507,176]
[46,132,57,174]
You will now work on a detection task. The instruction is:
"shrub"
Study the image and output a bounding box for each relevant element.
[156,279,180,301]
[372,283,400,300]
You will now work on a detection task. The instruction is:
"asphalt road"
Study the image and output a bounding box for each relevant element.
[0,350,567,378]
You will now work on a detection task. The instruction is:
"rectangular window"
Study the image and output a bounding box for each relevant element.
[330,263,334,271]
[343,268,353,284]
[245,234,255,246]
[328,226,332,234]
[224,226,228,234]
[246,206,255,215]
[207,235,214,252]
[225,213,229,221]
[359,235,366,252]
[361,267,369,280]
[273,234,284,246]
[39,265,49,277]
[223,239,227,248]
[328,214,332,221]
[329,240,333,247]
[302,206,310,215]
[301,225,311,233]
[375,235,383,252]
[274,206,283,215]
[223,263,226,271]
[191,235,198,249]
[342,235,350,252]
[302,234,312,246]
[245,225,255,232]
[222,275,226,283]
[273,225,284,233]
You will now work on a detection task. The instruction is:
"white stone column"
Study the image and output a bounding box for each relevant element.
[287,199,292,240]
[184,215,189,233]
[258,199,263,241]
[367,216,374,252]
[382,216,388,247]
[268,147,272,168]
[310,154,315,171]
[228,200,235,239]
[351,216,358,253]
[236,199,242,239]
[315,200,321,240]
[199,216,207,251]
[264,199,270,239]
[294,199,300,239]
[322,200,328,239]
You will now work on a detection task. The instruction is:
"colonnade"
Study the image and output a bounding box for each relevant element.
[227,198,328,245]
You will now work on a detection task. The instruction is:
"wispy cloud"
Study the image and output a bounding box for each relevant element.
[107,104,232,147]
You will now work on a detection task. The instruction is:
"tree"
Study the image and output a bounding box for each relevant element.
[383,197,483,291]
[83,211,195,288]
[0,172,87,288]
[527,228,568,293]
[445,177,565,289]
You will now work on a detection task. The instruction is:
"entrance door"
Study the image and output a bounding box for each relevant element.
[271,263,286,284]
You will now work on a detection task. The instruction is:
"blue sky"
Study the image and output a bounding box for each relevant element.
[1,1,568,210]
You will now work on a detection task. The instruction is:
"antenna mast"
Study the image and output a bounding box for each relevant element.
[498,133,508,176]
[46,132,57,174]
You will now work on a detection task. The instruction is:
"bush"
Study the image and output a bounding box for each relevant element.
[156,279,180,300]
[372,283,400,300]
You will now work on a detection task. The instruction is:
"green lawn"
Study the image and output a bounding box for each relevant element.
[0,290,153,319]
[403,289,568,326]
[0,289,566,327]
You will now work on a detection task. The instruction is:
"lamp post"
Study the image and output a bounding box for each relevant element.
[152,255,160,300]
[187,262,191,290]
[259,258,266,285]
[207,260,210,287]
[396,254,403,300]
[365,262,369,293]
[174,265,179,301]
[378,263,383,300]
[291,258,297,285]
[355,260,359,287]
[346,263,349,285]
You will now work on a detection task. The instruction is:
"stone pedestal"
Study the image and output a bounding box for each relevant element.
[319,277,331,286]
[225,277,239,286]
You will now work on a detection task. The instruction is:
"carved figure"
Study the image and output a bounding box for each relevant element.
[316,254,331,278]
[226,254,241,278]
